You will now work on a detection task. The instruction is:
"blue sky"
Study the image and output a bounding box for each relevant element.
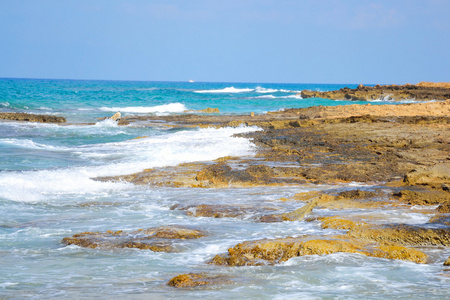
[0,0,449,84]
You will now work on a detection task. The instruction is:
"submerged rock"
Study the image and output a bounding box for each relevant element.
[62,225,206,252]
[172,203,278,219]
[167,273,229,288]
[259,199,317,222]
[0,112,66,123]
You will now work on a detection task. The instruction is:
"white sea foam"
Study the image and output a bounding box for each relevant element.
[195,87,254,93]
[99,103,187,114]
[254,95,277,99]
[94,119,118,127]
[0,126,261,202]
[255,86,278,93]
[0,138,69,151]
[253,94,302,99]
[1,101,10,107]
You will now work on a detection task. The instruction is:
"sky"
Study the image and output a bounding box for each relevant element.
[0,0,449,84]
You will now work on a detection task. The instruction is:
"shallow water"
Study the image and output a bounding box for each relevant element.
[1,79,449,299]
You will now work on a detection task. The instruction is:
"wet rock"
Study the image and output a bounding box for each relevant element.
[195,163,275,186]
[62,225,206,252]
[319,216,368,230]
[348,224,450,247]
[211,235,427,266]
[444,257,450,266]
[0,112,66,123]
[259,199,317,222]
[173,204,252,218]
[393,187,450,206]
[167,273,229,288]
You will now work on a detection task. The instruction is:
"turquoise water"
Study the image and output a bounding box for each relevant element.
[1,78,449,299]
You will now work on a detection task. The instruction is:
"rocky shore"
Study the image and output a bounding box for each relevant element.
[301,82,450,101]
[81,100,450,288]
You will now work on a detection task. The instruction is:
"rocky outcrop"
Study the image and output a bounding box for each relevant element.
[211,235,427,266]
[167,273,229,288]
[348,224,450,247]
[301,83,450,101]
[0,112,66,123]
[62,225,206,252]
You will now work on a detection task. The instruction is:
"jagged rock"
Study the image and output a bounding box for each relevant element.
[61,225,206,252]
[0,112,66,123]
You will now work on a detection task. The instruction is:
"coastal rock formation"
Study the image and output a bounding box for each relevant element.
[348,224,450,247]
[301,83,450,101]
[211,235,427,266]
[62,225,206,252]
[171,203,279,219]
[0,112,66,123]
[167,273,229,288]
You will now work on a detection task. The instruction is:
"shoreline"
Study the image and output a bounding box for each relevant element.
[87,100,450,287]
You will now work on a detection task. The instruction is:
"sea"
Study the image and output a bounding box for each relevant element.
[1,78,449,299]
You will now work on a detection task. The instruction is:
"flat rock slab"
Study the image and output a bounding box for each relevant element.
[0,112,66,123]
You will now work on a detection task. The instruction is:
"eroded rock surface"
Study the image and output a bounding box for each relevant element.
[167,273,229,288]
[62,225,206,252]
[0,112,66,123]
[301,83,450,101]
[211,235,427,266]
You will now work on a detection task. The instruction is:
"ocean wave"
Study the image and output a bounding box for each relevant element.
[0,138,69,151]
[194,87,254,94]
[99,103,187,114]
[94,119,119,127]
[255,86,278,93]
[252,94,303,100]
[1,101,10,107]
[0,125,261,202]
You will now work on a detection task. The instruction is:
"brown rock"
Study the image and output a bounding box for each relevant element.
[211,235,427,266]
[61,225,206,252]
[198,107,220,113]
[167,273,229,288]
[301,83,450,101]
[444,256,450,266]
[349,224,450,246]
[0,112,66,123]
[259,199,317,222]
[403,163,450,188]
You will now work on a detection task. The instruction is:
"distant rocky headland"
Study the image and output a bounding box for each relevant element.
[301,82,450,101]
